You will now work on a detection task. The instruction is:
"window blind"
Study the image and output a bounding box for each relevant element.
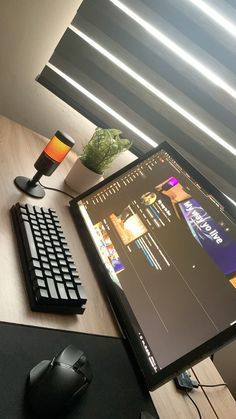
[37,0,236,199]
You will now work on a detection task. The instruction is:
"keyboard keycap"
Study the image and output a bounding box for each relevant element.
[34,269,44,278]
[40,256,49,263]
[29,260,41,270]
[73,277,81,284]
[66,282,74,288]
[36,288,49,301]
[33,278,46,288]
[20,220,37,260]
[77,285,87,304]
[44,270,52,277]
[48,254,56,261]
[42,207,49,214]
[42,263,50,270]
[55,275,63,282]
[59,260,67,266]
[26,204,34,214]
[68,289,77,300]
[64,274,72,280]
[46,277,58,299]
[57,283,68,299]
[39,249,46,256]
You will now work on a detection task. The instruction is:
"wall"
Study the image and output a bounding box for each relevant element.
[0,0,95,148]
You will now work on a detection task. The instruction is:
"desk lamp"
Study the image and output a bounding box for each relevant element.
[14,131,75,198]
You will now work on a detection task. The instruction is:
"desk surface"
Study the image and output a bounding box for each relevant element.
[0,115,235,418]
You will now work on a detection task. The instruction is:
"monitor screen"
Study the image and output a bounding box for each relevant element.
[69,142,236,390]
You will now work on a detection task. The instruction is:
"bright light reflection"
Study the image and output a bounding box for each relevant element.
[224,194,236,207]
[47,63,157,147]
[187,0,236,38]
[69,26,236,157]
[109,0,236,100]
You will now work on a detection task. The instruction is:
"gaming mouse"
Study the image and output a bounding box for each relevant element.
[26,345,93,417]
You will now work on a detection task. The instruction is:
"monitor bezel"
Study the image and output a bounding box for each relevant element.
[69,141,236,390]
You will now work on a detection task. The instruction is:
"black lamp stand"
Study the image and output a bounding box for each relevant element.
[14,172,45,198]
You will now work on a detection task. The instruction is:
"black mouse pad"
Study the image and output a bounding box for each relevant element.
[0,322,159,419]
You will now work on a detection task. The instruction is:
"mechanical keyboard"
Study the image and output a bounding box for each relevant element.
[11,202,87,314]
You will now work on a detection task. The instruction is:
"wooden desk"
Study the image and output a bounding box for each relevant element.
[0,115,235,418]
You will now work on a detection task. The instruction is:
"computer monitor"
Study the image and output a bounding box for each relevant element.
[69,142,236,391]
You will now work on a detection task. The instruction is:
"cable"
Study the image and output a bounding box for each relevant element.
[175,371,228,390]
[185,390,202,419]
[39,181,75,199]
[175,372,227,418]
[191,378,227,389]
[198,383,227,388]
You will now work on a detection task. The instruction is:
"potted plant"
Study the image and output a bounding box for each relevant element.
[65,127,132,193]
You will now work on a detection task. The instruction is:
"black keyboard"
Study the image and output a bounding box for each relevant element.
[11,203,87,314]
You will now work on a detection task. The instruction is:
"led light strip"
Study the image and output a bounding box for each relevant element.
[187,0,236,38]
[109,0,236,100]
[69,26,236,156]
[47,63,157,147]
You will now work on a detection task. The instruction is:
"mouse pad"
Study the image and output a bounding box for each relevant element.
[0,322,159,419]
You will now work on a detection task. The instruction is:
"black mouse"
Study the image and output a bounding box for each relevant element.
[26,345,93,417]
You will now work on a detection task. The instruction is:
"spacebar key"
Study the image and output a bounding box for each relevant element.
[20,220,38,260]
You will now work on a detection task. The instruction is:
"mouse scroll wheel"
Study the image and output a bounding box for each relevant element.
[73,355,87,371]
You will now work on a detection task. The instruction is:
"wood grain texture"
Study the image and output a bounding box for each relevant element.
[0,115,235,418]
[192,358,236,419]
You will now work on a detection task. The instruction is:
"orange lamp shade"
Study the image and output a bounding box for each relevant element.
[44,136,72,163]
[34,130,75,177]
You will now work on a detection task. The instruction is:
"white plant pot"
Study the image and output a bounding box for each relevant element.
[65,158,104,194]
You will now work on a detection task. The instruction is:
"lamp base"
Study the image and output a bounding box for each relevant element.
[14,176,45,198]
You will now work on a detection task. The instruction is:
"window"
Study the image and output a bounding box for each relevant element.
[38,0,236,199]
